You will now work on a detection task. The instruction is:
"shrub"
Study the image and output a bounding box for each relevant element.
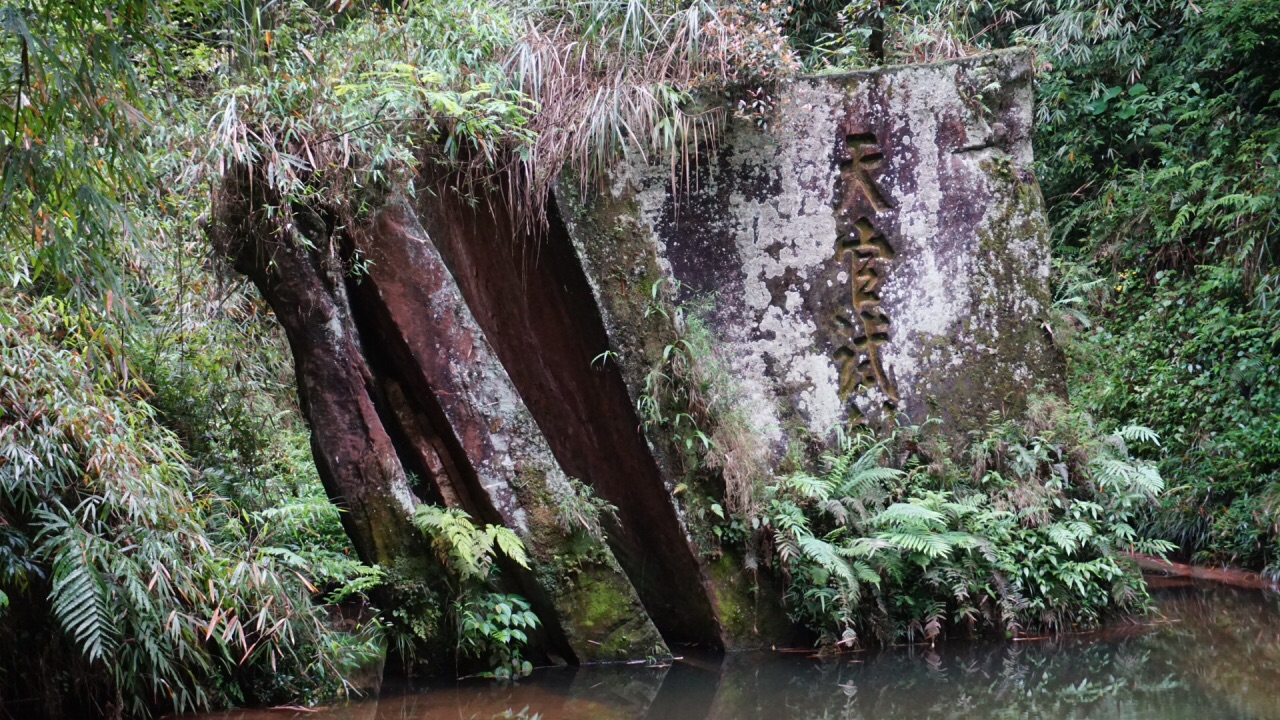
[409,505,539,679]
[765,397,1174,648]
[0,295,380,716]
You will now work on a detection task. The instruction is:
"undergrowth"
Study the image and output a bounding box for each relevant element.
[4,0,1277,713]
[764,397,1172,648]
[629,291,1174,649]
[407,505,538,680]
[1037,0,1280,574]
[638,284,769,515]
[0,295,381,717]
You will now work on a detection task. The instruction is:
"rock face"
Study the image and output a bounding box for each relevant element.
[410,188,724,649]
[351,199,669,661]
[217,176,667,666]
[218,49,1061,663]
[566,49,1061,460]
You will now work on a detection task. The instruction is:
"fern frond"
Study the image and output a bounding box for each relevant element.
[819,499,849,525]
[1046,522,1082,553]
[850,559,881,586]
[489,526,530,569]
[784,472,831,502]
[1115,425,1160,446]
[869,502,946,529]
[50,538,119,664]
[876,528,956,559]
[839,466,904,496]
[796,533,862,601]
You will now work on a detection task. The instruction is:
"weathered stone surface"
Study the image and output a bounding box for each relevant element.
[215,170,428,575]
[566,49,1061,459]
[220,49,1064,666]
[557,50,1061,644]
[558,186,793,651]
[410,186,725,649]
[351,199,667,663]
[216,165,664,664]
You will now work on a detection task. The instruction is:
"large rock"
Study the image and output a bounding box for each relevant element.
[350,199,668,662]
[411,185,726,650]
[565,48,1061,459]
[218,174,666,665]
[220,48,1063,662]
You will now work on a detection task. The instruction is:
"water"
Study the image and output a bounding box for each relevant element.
[201,580,1280,720]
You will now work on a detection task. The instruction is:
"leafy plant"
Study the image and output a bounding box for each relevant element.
[551,476,618,543]
[638,282,768,519]
[0,294,381,716]
[764,398,1173,648]
[1031,0,1280,574]
[413,505,529,582]
[411,505,539,678]
[459,592,539,679]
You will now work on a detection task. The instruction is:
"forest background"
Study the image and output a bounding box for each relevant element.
[0,0,1277,717]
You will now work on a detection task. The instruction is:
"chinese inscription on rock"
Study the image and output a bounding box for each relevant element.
[833,132,899,412]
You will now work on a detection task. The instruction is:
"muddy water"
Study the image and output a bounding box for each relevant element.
[198,581,1280,720]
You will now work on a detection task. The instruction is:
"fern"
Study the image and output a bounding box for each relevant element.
[869,503,947,530]
[488,525,530,570]
[785,472,832,503]
[49,540,118,664]
[876,528,960,560]
[1092,457,1165,496]
[1116,425,1160,446]
[768,398,1174,646]
[796,533,863,601]
[1047,522,1088,553]
[413,505,531,581]
[837,466,905,498]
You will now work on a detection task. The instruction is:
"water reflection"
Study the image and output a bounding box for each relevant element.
[197,582,1280,720]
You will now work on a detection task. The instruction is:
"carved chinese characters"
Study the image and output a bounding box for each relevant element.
[833,132,899,412]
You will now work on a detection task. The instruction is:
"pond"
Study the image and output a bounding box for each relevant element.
[199,580,1280,720]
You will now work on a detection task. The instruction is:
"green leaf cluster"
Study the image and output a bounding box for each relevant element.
[765,397,1173,648]
[1027,0,1280,573]
[410,504,539,679]
[0,294,382,716]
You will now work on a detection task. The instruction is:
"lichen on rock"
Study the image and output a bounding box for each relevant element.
[558,49,1063,643]
[567,48,1062,460]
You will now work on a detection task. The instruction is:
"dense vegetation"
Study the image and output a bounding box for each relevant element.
[1037,1,1280,574]
[765,400,1172,647]
[1,0,1276,716]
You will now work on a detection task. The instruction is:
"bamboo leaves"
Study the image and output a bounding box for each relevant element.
[0,294,382,715]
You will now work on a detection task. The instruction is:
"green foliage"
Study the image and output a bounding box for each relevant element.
[0,0,164,301]
[1065,263,1280,571]
[0,294,381,716]
[410,505,539,678]
[551,476,619,543]
[413,505,529,583]
[459,592,539,680]
[1028,0,1280,573]
[765,398,1173,648]
[203,0,804,250]
[638,284,769,524]
[206,0,536,224]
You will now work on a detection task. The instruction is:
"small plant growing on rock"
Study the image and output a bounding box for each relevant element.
[551,477,618,543]
[412,505,539,677]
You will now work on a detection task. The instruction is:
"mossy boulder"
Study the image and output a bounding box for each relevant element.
[558,50,1062,646]
[563,49,1062,459]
